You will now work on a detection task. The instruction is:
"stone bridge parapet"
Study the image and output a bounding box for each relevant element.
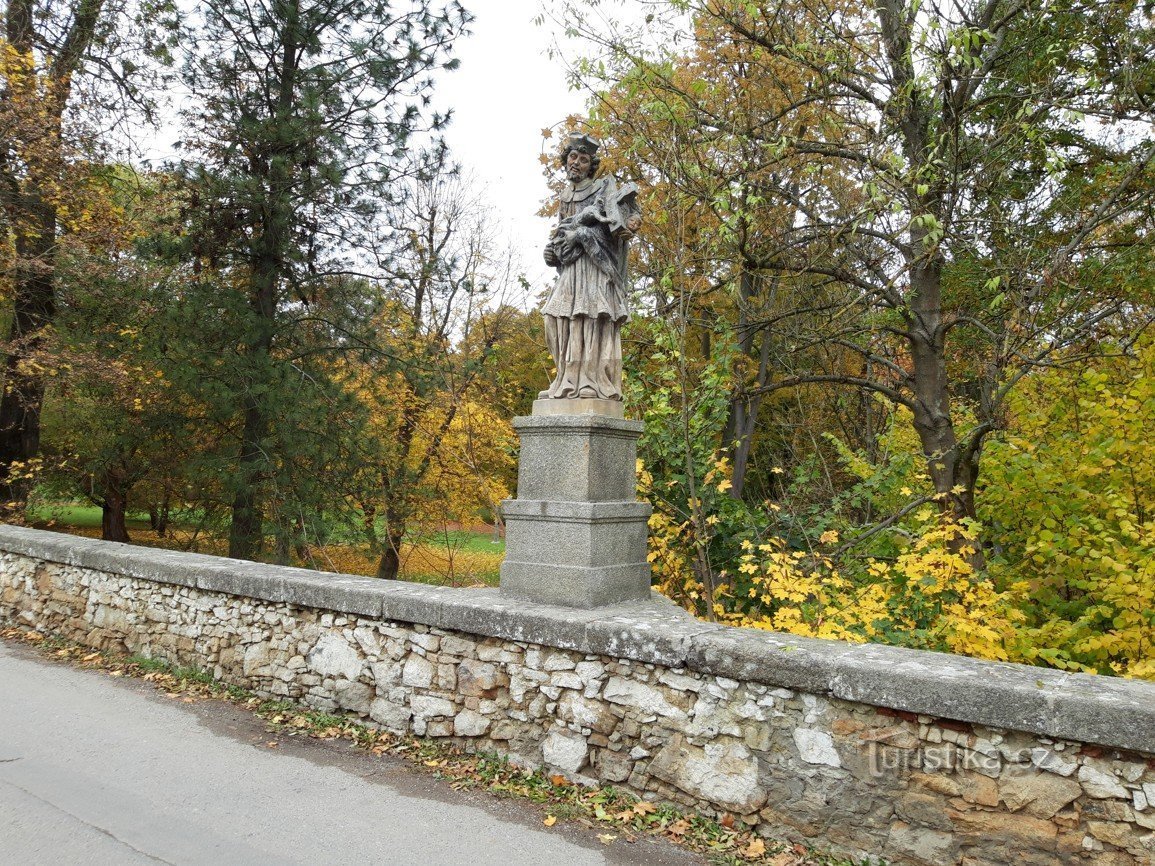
[1,524,1152,865]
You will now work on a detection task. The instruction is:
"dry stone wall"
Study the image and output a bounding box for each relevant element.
[1,525,1153,865]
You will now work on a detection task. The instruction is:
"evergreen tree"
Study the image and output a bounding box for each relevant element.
[175,0,469,559]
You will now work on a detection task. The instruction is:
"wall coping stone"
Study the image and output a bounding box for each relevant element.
[2,523,1153,754]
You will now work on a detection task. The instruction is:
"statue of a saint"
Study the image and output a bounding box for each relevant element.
[539,133,641,402]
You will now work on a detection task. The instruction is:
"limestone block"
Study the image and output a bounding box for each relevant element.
[454,709,491,737]
[999,766,1082,817]
[410,695,455,719]
[550,671,583,690]
[439,635,476,657]
[895,791,954,832]
[401,655,434,688]
[559,692,616,734]
[648,734,766,814]
[1031,747,1077,776]
[793,729,841,767]
[604,676,687,721]
[242,642,271,676]
[306,633,362,680]
[542,729,589,773]
[458,659,503,697]
[333,679,373,714]
[490,719,520,740]
[886,821,957,863]
[1079,763,1130,799]
[594,748,632,783]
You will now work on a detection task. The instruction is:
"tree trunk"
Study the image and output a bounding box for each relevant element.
[376,535,402,580]
[273,521,291,565]
[906,250,985,567]
[0,0,106,515]
[228,395,270,559]
[0,196,57,514]
[100,469,131,543]
[157,491,170,536]
[227,0,299,560]
[722,270,773,500]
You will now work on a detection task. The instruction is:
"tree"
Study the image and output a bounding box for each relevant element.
[0,0,173,512]
[359,160,524,579]
[981,338,1155,677]
[555,0,1155,560]
[176,0,469,560]
[38,167,177,542]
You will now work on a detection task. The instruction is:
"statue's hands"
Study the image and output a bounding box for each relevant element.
[559,234,582,262]
[544,245,560,267]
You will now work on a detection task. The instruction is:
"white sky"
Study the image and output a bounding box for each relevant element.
[432,1,590,294]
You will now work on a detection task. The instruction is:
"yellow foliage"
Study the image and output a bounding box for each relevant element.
[981,340,1155,678]
[710,518,1025,663]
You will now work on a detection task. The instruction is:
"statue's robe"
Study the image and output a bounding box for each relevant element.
[540,175,639,401]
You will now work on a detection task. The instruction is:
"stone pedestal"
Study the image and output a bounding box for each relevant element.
[499,412,651,608]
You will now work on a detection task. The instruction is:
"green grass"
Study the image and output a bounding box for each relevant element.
[25,499,505,585]
[26,503,153,530]
[27,502,505,555]
[413,528,505,554]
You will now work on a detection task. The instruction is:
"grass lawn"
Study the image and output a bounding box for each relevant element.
[26,503,504,587]
[27,503,153,530]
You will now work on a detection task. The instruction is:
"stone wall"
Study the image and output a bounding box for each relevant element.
[1,525,1153,865]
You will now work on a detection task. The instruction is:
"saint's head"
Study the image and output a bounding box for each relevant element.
[561,132,600,183]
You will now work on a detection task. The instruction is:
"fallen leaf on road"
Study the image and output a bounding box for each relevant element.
[597,833,616,845]
[543,815,557,827]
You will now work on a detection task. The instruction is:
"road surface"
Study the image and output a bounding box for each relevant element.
[0,640,700,865]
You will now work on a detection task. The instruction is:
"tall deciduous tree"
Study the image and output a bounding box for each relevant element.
[558,0,1155,556]
[176,0,469,560]
[0,0,172,512]
[362,158,523,579]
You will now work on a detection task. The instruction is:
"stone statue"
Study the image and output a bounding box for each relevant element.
[539,133,641,402]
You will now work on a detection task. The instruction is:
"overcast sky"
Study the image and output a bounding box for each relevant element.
[432,2,591,295]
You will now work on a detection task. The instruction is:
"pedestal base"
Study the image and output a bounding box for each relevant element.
[499,412,651,608]
[499,560,651,608]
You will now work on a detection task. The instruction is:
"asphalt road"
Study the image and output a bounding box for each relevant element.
[0,640,700,866]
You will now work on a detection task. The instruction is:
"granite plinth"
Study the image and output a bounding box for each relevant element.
[499,560,651,608]
[512,415,642,503]
[500,411,651,608]
[502,500,651,569]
